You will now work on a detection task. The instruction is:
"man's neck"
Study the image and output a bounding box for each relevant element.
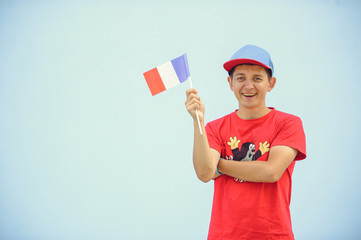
[236,106,271,120]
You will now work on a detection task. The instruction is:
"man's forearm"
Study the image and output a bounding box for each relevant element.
[218,146,297,183]
[217,159,278,183]
[193,121,217,183]
[185,88,220,182]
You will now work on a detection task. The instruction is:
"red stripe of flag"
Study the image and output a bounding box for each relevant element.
[143,68,166,96]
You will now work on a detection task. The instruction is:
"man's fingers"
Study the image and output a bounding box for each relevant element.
[185,97,200,106]
[186,88,198,94]
[185,94,201,110]
[186,102,200,112]
[186,88,199,100]
[186,93,201,104]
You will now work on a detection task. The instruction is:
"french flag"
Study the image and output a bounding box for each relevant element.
[143,54,190,96]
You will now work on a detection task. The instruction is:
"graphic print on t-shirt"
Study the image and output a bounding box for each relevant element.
[226,137,270,182]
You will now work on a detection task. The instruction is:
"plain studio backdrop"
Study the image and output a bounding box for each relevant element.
[0,0,360,239]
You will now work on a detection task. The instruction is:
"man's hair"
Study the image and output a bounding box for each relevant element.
[228,64,272,80]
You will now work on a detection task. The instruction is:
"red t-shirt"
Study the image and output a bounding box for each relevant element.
[205,108,306,240]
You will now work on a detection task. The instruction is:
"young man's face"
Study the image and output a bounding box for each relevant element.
[227,64,276,111]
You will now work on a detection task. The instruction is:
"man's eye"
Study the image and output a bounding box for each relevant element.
[255,77,262,81]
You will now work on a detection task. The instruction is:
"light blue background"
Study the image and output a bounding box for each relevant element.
[1,0,360,239]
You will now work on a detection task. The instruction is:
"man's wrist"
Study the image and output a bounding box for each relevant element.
[217,158,225,175]
[217,158,227,174]
[216,167,223,175]
[193,119,204,128]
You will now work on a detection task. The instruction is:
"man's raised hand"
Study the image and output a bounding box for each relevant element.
[185,88,205,123]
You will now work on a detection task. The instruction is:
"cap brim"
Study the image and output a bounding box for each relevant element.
[223,58,271,72]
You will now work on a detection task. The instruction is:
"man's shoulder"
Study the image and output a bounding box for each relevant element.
[272,109,303,128]
[274,109,302,121]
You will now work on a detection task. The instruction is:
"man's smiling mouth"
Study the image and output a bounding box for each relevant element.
[242,93,257,97]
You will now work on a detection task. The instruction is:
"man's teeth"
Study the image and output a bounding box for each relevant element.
[242,93,256,97]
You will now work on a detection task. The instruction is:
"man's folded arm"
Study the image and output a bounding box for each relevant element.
[217,145,298,183]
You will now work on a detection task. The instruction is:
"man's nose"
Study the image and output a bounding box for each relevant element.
[244,80,254,89]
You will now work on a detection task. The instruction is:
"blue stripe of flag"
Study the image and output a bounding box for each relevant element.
[171,54,190,83]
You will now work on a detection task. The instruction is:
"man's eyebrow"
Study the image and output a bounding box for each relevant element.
[234,73,263,77]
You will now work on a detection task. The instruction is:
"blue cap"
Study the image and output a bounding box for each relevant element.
[223,44,274,76]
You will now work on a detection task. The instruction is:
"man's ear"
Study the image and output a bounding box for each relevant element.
[227,76,234,91]
[268,77,276,92]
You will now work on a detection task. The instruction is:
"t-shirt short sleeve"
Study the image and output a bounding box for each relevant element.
[205,122,222,154]
[271,116,306,160]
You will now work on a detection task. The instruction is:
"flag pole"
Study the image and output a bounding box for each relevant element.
[188,77,203,135]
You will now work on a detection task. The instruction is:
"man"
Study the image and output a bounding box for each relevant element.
[185,44,306,239]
